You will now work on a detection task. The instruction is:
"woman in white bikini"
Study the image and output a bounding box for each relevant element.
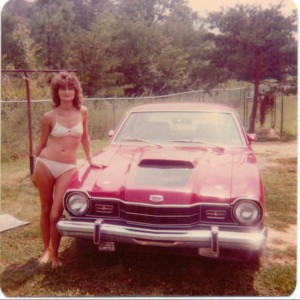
[32,72,97,268]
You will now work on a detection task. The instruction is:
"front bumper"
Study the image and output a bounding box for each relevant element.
[57,218,267,257]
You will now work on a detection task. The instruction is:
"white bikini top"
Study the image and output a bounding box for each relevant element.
[51,110,83,138]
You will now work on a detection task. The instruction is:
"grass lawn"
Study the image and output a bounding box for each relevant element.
[0,140,297,297]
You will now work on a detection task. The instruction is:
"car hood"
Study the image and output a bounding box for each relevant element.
[70,144,262,205]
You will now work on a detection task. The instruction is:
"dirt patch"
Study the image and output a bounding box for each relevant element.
[252,140,297,169]
[263,224,297,265]
[252,141,298,264]
[267,225,297,249]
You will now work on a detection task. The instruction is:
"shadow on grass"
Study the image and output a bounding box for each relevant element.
[1,241,260,297]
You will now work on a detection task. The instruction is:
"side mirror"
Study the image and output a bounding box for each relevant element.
[247,133,256,144]
[108,130,115,138]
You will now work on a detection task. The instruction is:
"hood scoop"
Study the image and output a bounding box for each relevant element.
[136,159,194,187]
[139,159,195,169]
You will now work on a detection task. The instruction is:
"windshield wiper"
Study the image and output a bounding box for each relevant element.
[119,138,162,147]
[171,139,224,150]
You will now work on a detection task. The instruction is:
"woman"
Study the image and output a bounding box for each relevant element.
[32,72,97,268]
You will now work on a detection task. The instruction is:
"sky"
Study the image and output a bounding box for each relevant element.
[187,0,298,17]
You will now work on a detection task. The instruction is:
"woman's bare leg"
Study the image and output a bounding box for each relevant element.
[50,168,77,268]
[34,162,55,264]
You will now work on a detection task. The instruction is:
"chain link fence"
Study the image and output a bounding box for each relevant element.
[1,78,296,161]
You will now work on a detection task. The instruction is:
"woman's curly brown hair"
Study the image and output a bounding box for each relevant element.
[50,72,83,110]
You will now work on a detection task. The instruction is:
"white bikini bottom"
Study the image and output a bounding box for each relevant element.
[35,157,77,179]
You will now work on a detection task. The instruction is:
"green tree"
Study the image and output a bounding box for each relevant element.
[116,0,173,25]
[114,19,194,95]
[30,0,75,68]
[115,0,207,96]
[72,0,114,30]
[161,3,209,91]
[69,13,124,96]
[115,21,165,95]
[206,4,297,132]
[1,0,33,69]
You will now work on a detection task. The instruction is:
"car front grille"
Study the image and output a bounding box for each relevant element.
[119,203,200,226]
[206,209,227,220]
[88,199,235,227]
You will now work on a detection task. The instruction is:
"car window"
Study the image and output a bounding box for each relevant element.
[115,111,244,147]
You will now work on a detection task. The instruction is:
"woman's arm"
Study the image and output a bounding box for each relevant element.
[81,106,105,168]
[80,106,93,164]
[34,112,52,157]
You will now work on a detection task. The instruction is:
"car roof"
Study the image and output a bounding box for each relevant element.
[127,102,237,113]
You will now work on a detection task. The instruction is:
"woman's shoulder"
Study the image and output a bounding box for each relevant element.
[79,105,88,117]
[79,105,88,113]
[43,109,56,123]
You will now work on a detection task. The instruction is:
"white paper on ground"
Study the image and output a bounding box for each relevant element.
[0,214,30,233]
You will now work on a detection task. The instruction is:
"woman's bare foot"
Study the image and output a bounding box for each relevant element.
[52,256,62,269]
[38,249,52,264]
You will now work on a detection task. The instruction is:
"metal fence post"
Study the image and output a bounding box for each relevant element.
[243,89,246,126]
[24,72,34,174]
[280,91,284,138]
[113,99,116,128]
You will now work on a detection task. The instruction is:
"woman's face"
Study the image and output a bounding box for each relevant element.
[58,84,75,102]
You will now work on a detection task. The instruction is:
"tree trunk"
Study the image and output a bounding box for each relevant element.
[248,78,260,133]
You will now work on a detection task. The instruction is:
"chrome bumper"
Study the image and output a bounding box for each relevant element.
[57,218,267,255]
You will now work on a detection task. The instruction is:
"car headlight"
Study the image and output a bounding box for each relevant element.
[233,200,262,226]
[66,192,90,216]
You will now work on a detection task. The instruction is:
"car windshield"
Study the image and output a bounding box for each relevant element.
[114,111,244,147]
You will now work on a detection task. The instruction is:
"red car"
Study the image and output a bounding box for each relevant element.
[57,102,267,261]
